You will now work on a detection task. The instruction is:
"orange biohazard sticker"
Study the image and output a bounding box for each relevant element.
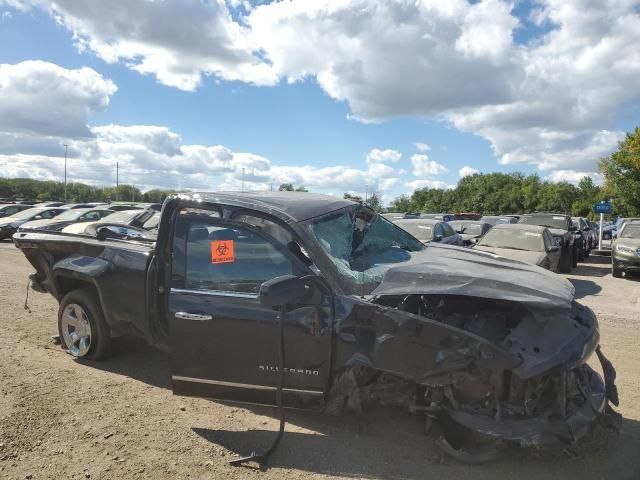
[211,240,235,264]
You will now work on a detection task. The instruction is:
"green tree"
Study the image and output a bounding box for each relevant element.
[279,183,308,192]
[388,194,414,212]
[366,192,383,212]
[599,127,640,216]
[343,192,363,203]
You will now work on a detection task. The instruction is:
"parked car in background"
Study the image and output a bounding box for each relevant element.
[108,202,162,212]
[480,215,519,225]
[474,224,562,272]
[518,213,575,272]
[61,202,109,209]
[0,207,67,239]
[19,208,114,232]
[573,217,597,253]
[62,208,159,236]
[453,212,481,220]
[612,219,640,278]
[588,220,600,244]
[381,212,420,221]
[34,201,65,207]
[450,220,492,246]
[0,203,31,218]
[420,213,456,222]
[393,218,463,245]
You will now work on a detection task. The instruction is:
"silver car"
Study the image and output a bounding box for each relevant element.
[393,218,464,246]
[474,224,562,272]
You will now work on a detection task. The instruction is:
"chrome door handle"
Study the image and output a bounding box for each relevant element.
[175,312,213,321]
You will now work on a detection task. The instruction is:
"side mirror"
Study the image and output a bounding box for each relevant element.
[568,225,578,232]
[583,227,590,231]
[259,275,323,309]
[433,235,443,242]
[34,215,42,220]
[548,245,560,252]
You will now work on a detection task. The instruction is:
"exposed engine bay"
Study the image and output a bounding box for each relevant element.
[328,294,620,462]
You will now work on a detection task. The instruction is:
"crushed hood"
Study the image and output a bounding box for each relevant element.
[371,244,574,310]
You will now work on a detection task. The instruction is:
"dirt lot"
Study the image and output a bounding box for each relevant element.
[1,241,639,480]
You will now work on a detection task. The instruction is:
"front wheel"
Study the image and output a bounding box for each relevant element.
[612,265,622,278]
[559,248,573,273]
[58,289,111,360]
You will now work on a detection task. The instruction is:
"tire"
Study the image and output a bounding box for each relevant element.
[612,265,622,278]
[559,247,572,273]
[58,289,111,360]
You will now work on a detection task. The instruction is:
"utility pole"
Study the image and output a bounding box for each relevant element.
[63,144,69,202]
[116,162,119,201]
[242,167,245,192]
[132,184,135,202]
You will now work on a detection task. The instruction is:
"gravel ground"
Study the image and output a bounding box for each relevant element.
[1,241,639,480]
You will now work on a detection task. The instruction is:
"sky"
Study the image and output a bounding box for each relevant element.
[0,0,639,204]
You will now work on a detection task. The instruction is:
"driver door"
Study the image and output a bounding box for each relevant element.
[169,213,332,410]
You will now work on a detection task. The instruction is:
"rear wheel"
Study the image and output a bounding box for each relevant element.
[58,289,111,360]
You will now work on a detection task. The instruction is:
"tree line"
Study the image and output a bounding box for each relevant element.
[388,173,604,218]
[390,127,640,218]
[2,127,638,216]
[0,178,176,204]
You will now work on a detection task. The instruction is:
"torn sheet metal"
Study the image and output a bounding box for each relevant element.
[371,243,575,310]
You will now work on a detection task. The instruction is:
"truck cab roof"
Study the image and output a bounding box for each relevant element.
[175,191,355,222]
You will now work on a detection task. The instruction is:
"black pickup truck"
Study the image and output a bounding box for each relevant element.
[13,192,619,460]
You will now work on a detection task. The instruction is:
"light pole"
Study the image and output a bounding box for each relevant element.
[63,144,69,202]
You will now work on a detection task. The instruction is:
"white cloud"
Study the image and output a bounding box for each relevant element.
[0,60,408,200]
[5,0,634,174]
[545,170,603,185]
[0,60,116,138]
[243,0,638,173]
[405,179,448,191]
[365,148,401,164]
[459,166,480,178]
[8,0,275,91]
[414,142,431,152]
[410,154,448,176]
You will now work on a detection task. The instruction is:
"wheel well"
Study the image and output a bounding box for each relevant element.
[55,275,99,301]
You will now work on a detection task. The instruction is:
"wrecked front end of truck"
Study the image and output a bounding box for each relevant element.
[305,208,620,461]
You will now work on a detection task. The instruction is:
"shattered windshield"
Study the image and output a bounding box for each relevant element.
[308,206,425,294]
[478,228,545,252]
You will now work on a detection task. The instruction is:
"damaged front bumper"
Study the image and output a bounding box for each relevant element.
[443,348,618,449]
[331,294,620,456]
